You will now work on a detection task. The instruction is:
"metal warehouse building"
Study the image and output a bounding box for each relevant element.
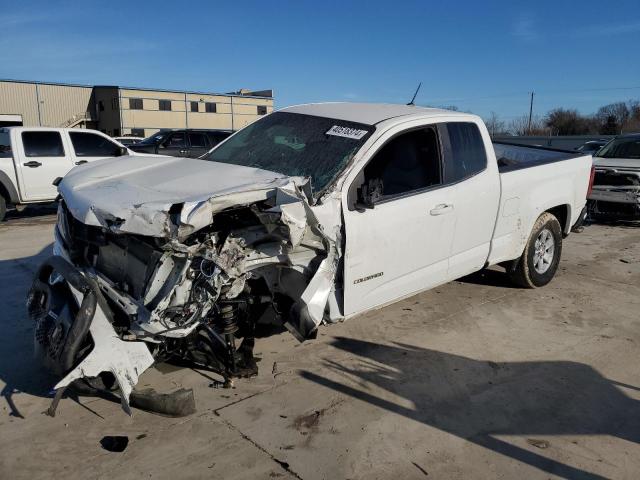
[0,79,274,137]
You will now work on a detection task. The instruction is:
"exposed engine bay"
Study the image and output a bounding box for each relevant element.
[28,170,344,414]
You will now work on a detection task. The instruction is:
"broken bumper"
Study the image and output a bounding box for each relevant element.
[589,186,640,220]
[27,255,154,415]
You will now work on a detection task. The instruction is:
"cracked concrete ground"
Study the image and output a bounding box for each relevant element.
[0,211,639,479]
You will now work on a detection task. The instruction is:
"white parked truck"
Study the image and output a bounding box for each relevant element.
[588,133,640,220]
[0,127,132,221]
[27,103,593,414]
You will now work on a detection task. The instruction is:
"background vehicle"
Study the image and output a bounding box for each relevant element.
[588,133,640,220]
[0,127,131,221]
[30,103,593,412]
[128,129,232,158]
[575,140,608,154]
[113,136,144,146]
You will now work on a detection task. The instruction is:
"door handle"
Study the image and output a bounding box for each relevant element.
[179,149,188,154]
[23,161,42,168]
[75,160,88,165]
[430,203,454,216]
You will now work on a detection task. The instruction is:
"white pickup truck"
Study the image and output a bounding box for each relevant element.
[0,127,131,221]
[27,103,593,414]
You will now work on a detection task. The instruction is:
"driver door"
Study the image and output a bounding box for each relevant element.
[342,124,457,316]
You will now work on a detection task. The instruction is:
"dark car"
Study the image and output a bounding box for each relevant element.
[129,129,232,158]
[575,140,608,155]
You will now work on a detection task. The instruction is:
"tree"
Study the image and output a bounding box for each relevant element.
[600,115,619,135]
[596,102,630,134]
[484,111,506,137]
[508,115,547,135]
[545,108,594,135]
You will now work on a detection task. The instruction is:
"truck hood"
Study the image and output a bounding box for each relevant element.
[593,157,640,171]
[59,155,306,238]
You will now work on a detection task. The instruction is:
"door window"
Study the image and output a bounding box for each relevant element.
[22,131,65,157]
[188,132,208,148]
[70,132,121,156]
[163,132,186,148]
[361,127,441,199]
[440,122,487,183]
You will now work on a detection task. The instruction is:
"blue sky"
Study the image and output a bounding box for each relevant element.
[1,0,639,121]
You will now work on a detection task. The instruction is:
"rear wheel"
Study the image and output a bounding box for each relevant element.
[508,212,563,288]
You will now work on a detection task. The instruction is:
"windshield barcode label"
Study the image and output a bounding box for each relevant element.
[326,125,368,140]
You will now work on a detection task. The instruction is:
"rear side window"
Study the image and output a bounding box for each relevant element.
[164,132,186,148]
[188,132,208,148]
[70,132,121,157]
[441,122,487,183]
[22,131,65,157]
[0,131,11,158]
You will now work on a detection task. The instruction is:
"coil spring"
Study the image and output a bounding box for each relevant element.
[217,285,239,334]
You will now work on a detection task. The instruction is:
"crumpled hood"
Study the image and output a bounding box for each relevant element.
[59,155,306,238]
[593,157,640,171]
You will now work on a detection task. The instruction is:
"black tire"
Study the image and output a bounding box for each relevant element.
[0,195,6,222]
[508,212,563,288]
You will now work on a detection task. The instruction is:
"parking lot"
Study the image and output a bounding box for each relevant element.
[0,210,639,480]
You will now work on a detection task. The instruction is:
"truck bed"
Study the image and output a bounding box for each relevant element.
[494,142,585,172]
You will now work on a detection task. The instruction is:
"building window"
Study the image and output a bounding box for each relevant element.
[98,101,105,112]
[205,102,217,113]
[159,100,172,111]
[190,101,199,112]
[111,98,119,110]
[257,105,267,115]
[131,128,145,137]
[129,98,143,110]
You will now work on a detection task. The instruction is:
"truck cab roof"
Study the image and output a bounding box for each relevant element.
[280,102,475,126]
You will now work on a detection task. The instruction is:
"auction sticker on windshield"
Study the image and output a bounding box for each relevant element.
[326,125,368,140]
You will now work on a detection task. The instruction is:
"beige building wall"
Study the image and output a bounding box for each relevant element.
[119,88,273,136]
[1,80,274,137]
[37,84,93,127]
[0,81,39,125]
[0,81,94,127]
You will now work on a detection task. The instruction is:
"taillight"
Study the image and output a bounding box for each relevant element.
[587,165,595,197]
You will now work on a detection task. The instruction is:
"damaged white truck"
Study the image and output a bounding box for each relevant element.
[27,103,593,415]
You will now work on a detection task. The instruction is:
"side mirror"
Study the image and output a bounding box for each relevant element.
[355,178,383,212]
[116,146,128,157]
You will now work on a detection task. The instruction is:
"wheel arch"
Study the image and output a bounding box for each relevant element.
[546,204,571,236]
[0,172,19,204]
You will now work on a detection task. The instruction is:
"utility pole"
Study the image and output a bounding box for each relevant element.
[527,91,535,134]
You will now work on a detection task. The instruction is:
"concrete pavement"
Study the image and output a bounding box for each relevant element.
[0,212,639,479]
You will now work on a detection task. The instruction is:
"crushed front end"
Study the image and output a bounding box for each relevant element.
[28,173,343,414]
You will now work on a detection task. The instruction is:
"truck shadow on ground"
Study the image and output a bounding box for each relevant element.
[0,244,60,419]
[302,337,640,480]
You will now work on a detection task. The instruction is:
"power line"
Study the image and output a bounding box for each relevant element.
[425,85,640,104]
